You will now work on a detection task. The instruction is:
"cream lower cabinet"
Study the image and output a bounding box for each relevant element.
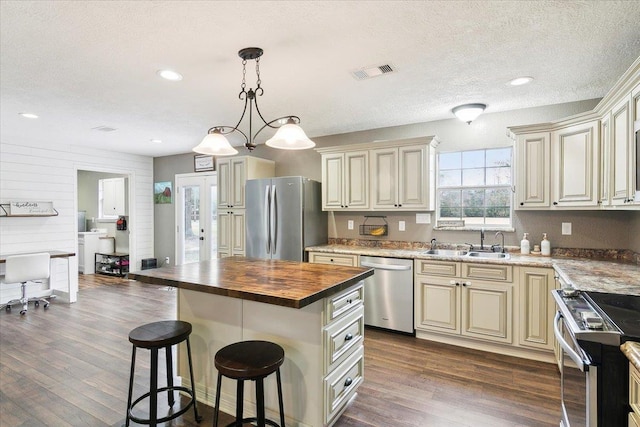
[630,360,640,427]
[217,210,245,257]
[518,267,556,351]
[308,252,359,267]
[415,260,514,344]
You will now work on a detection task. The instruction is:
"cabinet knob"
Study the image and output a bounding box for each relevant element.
[199,237,204,241]
[344,377,353,387]
[394,204,398,207]
[344,333,353,341]
[553,202,558,205]
[519,202,524,206]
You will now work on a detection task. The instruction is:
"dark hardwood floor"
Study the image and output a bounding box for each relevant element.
[0,274,563,426]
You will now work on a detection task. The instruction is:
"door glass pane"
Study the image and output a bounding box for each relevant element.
[183,185,200,264]
[209,183,217,259]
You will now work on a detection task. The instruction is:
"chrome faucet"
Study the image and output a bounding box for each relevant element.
[479,228,485,250]
[430,238,437,250]
[494,231,505,253]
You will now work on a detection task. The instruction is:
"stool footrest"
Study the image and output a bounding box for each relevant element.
[224,417,282,427]
[128,385,199,424]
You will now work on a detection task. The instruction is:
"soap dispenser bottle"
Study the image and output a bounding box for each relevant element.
[521,233,531,255]
[541,233,551,256]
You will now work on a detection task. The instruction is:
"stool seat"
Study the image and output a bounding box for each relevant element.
[215,340,284,379]
[213,340,286,427]
[129,320,192,348]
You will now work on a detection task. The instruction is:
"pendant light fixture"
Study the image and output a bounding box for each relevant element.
[193,47,315,156]
[452,103,486,124]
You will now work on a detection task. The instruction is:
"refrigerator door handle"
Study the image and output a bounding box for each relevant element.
[270,185,277,253]
[264,185,271,254]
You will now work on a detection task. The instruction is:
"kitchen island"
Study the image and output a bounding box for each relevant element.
[128,256,373,427]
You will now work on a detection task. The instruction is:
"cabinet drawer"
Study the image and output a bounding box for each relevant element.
[324,306,364,373]
[631,411,640,427]
[309,252,358,267]
[324,345,364,425]
[631,362,640,415]
[463,263,513,282]
[325,282,364,324]
[415,260,459,277]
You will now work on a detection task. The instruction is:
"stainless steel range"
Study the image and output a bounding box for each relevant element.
[553,289,640,427]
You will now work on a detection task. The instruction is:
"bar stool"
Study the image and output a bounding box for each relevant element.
[126,320,202,426]
[213,340,285,427]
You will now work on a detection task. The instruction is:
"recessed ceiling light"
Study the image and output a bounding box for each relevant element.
[508,76,534,86]
[150,139,162,144]
[158,69,183,81]
[19,112,39,119]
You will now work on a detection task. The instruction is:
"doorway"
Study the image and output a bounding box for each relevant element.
[175,173,217,265]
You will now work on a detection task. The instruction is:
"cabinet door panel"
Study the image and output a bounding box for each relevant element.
[416,278,460,333]
[345,151,369,209]
[230,158,246,208]
[519,268,554,350]
[231,211,245,255]
[399,145,427,208]
[322,154,344,209]
[612,98,630,204]
[462,282,512,343]
[371,148,396,208]
[217,160,231,208]
[552,121,599,207]
[516,133,550,208]
[217,211,230,253]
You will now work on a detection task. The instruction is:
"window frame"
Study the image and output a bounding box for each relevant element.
[435,147,514,231]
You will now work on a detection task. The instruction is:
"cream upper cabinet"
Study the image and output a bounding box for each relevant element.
[599,115,612,205]
[514,132,551,209]
[217,156,275,209]
[317,136,439,212]
[371,144,433,210]
[321,151,369,210]
[610,96,633,205]
[551,120,600,207]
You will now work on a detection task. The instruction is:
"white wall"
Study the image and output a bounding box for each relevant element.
[0,140,154,302]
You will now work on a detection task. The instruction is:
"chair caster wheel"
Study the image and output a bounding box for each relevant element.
[20,310,26,315]
[35,301,40,307]
[44,303,49,309]
[5,306,10,312]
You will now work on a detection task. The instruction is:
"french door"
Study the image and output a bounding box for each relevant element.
[175,173,217,265]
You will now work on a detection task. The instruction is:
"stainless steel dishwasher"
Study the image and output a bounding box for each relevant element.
[359,256,414,334]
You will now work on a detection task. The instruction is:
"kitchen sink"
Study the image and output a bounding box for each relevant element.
[423,249,468,257]
[467,251,510,259]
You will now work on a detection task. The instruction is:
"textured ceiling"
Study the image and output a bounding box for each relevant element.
[1,1,639,157]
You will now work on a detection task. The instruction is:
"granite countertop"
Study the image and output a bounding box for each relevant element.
[621,341,640,371]
[306,244,640,296]
[128,256,373,309]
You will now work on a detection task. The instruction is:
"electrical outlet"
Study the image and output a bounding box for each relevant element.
[562,222,572,235]
[165,256,170,265]
[399,220,405,231]
[348,220,354,230]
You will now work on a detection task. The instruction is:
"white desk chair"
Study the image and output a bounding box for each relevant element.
[1,252,54,315]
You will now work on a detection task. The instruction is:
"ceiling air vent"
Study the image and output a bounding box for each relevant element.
[92,125,117,132]
[350,63,396,80]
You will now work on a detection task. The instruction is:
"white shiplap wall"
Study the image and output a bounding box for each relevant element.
[0,141,154,303]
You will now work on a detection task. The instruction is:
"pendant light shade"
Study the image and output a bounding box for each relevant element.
[196,47,314,155]
[265,121,316,150]
[193,129,238,156]
[452,103,486,124]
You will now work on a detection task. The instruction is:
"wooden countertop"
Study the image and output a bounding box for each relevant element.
[0,250,76,263]
[621,341,640,371]
[128,256,373,309]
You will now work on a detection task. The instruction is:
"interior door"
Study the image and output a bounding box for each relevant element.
[175,173,217,264]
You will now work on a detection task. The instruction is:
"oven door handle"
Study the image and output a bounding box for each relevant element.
[554,311,586,372]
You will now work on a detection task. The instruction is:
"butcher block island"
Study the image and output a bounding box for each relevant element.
[128,256,373,427]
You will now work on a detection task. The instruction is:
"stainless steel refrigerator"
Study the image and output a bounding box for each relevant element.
[245,176,327,261]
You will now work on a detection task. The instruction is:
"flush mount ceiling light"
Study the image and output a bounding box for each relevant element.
[193,47,315,156]
[158,69,183,81]
[452,103,486,124]
[508,76,534,86]
[150,139,162,144]
[19,112,39,119]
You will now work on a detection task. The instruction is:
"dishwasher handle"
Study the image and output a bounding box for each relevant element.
[360,261,412,271]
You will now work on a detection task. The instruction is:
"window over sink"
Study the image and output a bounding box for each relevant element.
[436,147,512,229]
